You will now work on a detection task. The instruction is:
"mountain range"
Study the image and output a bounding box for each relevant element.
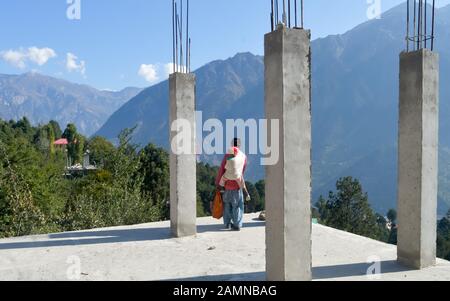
[1,3,449,215]
[96,3,450,215]
[0,72,142,136]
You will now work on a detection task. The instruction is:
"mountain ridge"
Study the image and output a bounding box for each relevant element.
[0,72,142,136]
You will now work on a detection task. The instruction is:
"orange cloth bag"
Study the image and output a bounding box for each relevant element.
[212,190,224,219]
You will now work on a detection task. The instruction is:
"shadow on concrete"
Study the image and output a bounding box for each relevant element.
[197,221,265,233]
[0,227,172,250]
[0,221,266,250]
[162,272,266,281]
[312,260,412,280]
[162,261,413,281]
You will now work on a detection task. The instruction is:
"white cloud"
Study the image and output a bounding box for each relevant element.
[137,62,183,84]
[28,47,56,66]
[66,52,86,75]
[0,47,56,69]
[138,64,159,83]
[1,49,27,68]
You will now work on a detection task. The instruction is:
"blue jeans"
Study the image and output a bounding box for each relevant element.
[222,189,244,229]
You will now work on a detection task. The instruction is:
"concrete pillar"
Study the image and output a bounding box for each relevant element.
[397,49,439,269]
[169,73,197,238]
[264,25,312,281]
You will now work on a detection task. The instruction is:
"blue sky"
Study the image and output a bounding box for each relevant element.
[1,0,449,90]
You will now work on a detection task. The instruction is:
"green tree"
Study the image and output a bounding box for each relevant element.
[87,136,115,168]
[48,120,62,139]
[0,119,179,238]
[75,134,85,164]
[62,123,77,163]
[33,124,56,154]
[437,210,450,260]
[197,163,218,215]
[197,198,207,218]
[255,180,265,207]
[386,209,398,245]
[316,177,382,240]
[139,143,170,219]
[316,195,329,223]
[62,124,85,164]
[12,117,33,136]
[0,139,46,237]
[61,129,160,231]
[62,123,77,143]
[439,210,450,236]
[387,209,397,225]
[245,181,263,213]
[375,213,389,243]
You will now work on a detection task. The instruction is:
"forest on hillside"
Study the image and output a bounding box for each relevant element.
[0,117,264,238]
[0,117,449,260]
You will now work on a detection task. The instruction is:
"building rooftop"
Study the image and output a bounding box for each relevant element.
[0,213,449,281]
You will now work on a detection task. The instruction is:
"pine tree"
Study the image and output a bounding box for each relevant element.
[62,124,85,164]
[316,177,381,240]
[49,120,62,139]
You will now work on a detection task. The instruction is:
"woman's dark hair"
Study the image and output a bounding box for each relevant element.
[233,138,241,147]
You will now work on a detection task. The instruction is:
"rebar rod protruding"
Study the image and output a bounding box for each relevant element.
[172,0,176,73]
[275,0,278,25]
[413,0,416,50]
[271,0,275,31]
[186,0,189,71]
[189,38,191,73]
[417,0,421,50]
[431,0,435,51]
[405,0,436,52]
[288,0,291,28]
[294,0,298,27]
[172,0,193,73]
[425,0,427,49]
[406,0,410,52]
[301,0,304,28]
[175,3,178,72]
[180,0,184,72]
